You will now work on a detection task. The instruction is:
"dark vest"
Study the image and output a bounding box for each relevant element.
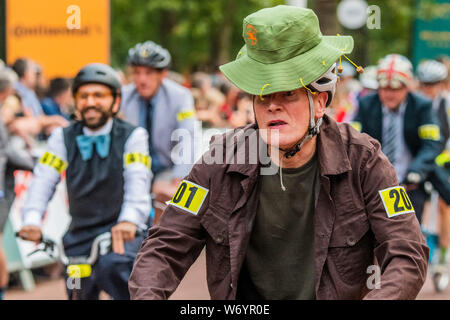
[63,119,135,233]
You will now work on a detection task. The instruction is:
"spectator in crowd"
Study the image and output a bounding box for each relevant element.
[191,72,227,128]
[327,61,361,123]
[41,78,73,120]
[219,80,255,128]
[11,58,43,117]
[0,68,34,300]
[34,63,47,101]
[0,69,11,300]
[11,58,69,138]
[357,65,379,99]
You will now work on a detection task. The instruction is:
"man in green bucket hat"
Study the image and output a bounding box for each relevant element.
[129,5,428,300]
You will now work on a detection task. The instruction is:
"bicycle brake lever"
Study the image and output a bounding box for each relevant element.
[26,237,57,258]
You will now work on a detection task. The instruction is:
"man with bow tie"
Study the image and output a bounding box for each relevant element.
[18,63,152,300]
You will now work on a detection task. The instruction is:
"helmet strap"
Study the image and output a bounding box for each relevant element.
[282,90,322,159]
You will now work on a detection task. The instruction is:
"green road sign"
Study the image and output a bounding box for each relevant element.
[413,0,450,67]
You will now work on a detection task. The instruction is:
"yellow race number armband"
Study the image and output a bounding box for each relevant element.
[39,152,67,173]
[378,186,415,218]
[176,110,196,122]
[436,150,450,167]
[169,180,208,215]
[124,153,151,169]
[418,124,440,141]
[349,121,362,132]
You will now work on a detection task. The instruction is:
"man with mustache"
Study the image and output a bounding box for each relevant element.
[129,6,428,300]
[18,63,152,300]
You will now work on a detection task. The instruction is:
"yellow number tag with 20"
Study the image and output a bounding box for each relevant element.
[169,180,208,215]
[378,186,415,218]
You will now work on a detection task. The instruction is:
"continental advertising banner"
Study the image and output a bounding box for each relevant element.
[413,0,450,66]
[6,0,110,79]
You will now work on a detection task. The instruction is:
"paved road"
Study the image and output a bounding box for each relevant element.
[4,250,449,300]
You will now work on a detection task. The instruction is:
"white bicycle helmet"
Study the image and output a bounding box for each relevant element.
[282,63,337,159]
[309,63,338,108]
[417,60,448,84]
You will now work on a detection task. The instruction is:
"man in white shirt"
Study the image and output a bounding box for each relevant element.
[17,63,152,300]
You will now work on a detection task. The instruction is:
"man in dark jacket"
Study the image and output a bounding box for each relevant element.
[353,54,442,223]
[129,6,429,300]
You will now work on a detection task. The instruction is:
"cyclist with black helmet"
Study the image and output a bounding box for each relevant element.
[120,41,197,222]
[17,63,152,300]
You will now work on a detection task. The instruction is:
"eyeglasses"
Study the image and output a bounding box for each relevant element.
[75,91,112,102]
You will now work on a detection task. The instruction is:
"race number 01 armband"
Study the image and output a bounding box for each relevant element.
[39,152,67,174]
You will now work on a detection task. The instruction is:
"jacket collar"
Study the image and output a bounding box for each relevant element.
[316,115,352,176]
[225,123,260,177]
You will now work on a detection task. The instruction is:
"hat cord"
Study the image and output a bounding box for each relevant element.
[279,157,287,192]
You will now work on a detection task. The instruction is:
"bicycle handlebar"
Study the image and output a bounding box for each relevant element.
[16,228,147,266]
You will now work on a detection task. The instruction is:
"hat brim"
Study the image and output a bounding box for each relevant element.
[219,35,354,95]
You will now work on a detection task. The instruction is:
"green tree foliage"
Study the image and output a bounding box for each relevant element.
[365,0,415,65]
[111,0,429,73]
[111,0,283,73]
[310,0,418,65]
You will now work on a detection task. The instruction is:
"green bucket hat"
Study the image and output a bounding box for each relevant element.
[219,5,354,96]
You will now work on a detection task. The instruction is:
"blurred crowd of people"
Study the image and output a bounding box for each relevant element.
[326,56,450,126]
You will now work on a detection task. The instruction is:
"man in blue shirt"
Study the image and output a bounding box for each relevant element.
[41,77,73,120]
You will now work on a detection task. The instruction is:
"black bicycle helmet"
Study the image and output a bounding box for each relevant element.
[127,41,171,69]
[72,63,122,97]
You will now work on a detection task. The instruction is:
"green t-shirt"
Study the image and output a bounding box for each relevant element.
[237,153,318,300]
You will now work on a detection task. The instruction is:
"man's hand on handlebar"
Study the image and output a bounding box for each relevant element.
[111,221,138,255]
[17,225,42,244]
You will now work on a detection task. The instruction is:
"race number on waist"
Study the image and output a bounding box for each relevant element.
[39,152,67,173]
[169,180,208,215]
[378,186,415,218]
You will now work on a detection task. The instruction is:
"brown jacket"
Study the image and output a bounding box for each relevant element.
[129,115,429,300]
